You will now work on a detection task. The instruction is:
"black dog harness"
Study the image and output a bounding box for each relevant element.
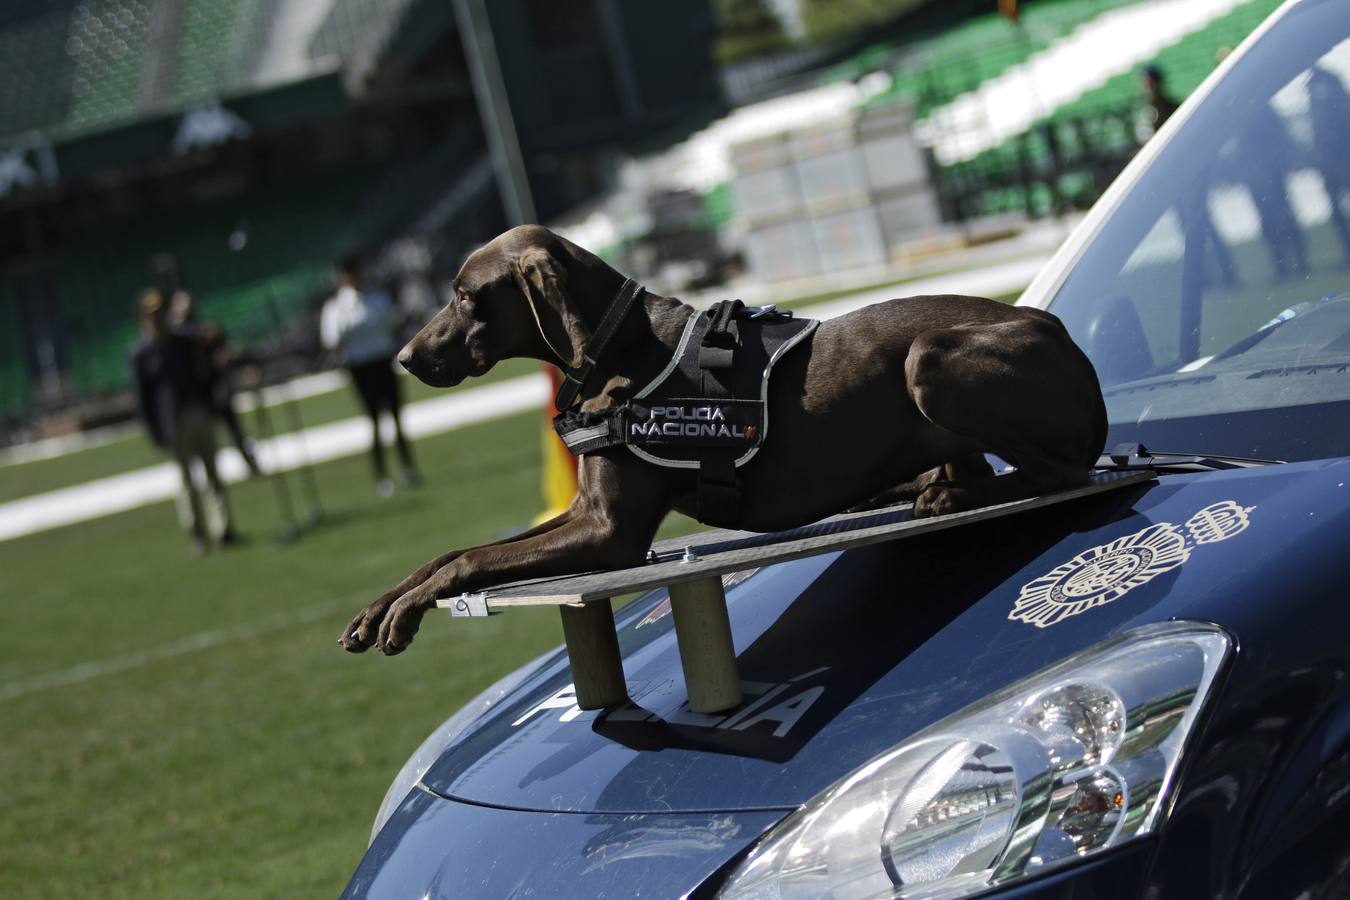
[552,282,817,527]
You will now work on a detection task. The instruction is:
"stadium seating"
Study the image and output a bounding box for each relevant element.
[924,0,1285,218]
[1051,0,1281,121]
[855,0,1147,118]
[0,6,78,139]
[0,0,1289,423]
[45,172,376,406]
[681,0,1282,282]
[0,287,29,420]
[703,182,734,230]
[0,0,154,140]
[65,0,154,134]
[0,0,445,422]
[173,0,269,108]
[701,1,1158,232]
[0,0,377,143]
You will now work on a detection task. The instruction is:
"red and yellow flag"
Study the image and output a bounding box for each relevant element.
[535,364,579,524]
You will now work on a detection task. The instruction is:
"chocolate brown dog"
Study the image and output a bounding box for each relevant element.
[340,225,1105,656]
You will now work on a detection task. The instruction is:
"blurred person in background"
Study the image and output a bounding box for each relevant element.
[129,289,237,555]
[1140,64,1181,134]
[169,290,263,476]
[320,256,421,497]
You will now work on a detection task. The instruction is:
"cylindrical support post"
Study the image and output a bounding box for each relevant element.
[668,577,742,713]
[559,599,627,710]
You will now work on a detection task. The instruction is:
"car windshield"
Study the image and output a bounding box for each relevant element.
[1047,0,1350,462]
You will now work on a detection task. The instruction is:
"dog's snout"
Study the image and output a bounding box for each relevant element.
[396,344,415,372]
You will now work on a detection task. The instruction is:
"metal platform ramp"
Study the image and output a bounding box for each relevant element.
[438,470,1155,712]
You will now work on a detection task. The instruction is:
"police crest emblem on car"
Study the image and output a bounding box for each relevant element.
[1010,500,1255,628]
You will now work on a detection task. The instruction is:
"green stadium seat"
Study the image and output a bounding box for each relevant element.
[919,0,1286,222]
[0,288,29,418]
[853,0,1153,118]
[63,0,152,134]
[174,0,266,107]
[42,171,377,408]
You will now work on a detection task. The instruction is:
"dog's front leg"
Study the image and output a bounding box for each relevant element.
[340,509,578,652]
[375,454,667,655]
[376,510,654,654]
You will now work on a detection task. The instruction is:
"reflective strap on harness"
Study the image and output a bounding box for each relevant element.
[554,407,624,455]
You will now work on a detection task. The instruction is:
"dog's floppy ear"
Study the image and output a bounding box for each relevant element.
[511,246,592,369]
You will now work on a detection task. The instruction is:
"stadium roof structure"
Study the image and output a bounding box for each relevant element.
[0,0,427,150]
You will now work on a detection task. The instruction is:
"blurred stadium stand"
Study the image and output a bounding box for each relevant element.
[0,0,1284,443]
[0,0,720,441]
[895,0,1283,218]
[850,0,1146,118]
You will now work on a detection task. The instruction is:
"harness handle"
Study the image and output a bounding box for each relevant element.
[698,299,744,373]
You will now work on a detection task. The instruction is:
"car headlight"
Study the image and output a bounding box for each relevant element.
[369,650,555,844]
[717,622,1230,899]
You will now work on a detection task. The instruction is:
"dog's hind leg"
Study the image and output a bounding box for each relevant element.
[847,453,993,512]
[904,315,1103,517]
[913,451,1089,517]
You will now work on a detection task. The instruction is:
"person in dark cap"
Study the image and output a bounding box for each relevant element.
[320,256,421,496]
[1140,65,1181,135]
[129,289,237,554]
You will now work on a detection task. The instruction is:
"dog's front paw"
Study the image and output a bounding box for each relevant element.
[339,595,397,653]
[376,592,437,656]
[914,482,973,518]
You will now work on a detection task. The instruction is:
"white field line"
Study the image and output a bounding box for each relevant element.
[0,370,352,467]
[0,595,359,704]
[922,0,1248,165]
[0,375,551,542]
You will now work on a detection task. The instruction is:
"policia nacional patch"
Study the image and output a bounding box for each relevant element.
[554,299,818,528]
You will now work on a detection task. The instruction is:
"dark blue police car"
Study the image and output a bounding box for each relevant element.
[345,1,1350,895]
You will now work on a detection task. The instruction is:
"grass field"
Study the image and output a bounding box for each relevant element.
[0,408,646,898]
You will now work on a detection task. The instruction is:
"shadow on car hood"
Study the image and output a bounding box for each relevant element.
[420,458,1350,813]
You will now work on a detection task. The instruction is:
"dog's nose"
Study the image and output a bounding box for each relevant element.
[396,345,414,372]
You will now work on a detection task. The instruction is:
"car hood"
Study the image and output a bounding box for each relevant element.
[420,457,1350,814]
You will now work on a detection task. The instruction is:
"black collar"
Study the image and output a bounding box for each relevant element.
[554,278,645,411]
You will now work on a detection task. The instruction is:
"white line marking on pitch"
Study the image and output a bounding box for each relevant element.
[0,374,551,542]
[0,596,359,704]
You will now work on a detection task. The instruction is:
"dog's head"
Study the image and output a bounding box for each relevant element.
[398,225,595,388]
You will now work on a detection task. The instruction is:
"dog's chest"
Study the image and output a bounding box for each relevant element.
[555,302,817,470]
